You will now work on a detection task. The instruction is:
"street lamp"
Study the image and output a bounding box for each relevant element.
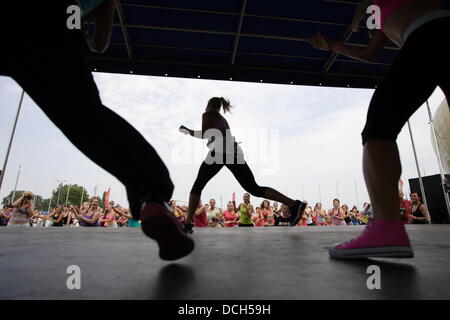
[56,179,66,206]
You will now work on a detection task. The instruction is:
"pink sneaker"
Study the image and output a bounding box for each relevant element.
[329,219,414,259]
[141,202,195,261]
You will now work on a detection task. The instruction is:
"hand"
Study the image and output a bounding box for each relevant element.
[308,32,333,50]
[179,125,189,135]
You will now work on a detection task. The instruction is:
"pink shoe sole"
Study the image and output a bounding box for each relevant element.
[329,245,414,259]
[141,202,195,261]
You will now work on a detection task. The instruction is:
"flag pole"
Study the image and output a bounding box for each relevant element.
[407,120,431,222]
[354,179,360,210]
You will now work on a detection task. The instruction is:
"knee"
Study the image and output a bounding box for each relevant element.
[190,181,203,197]
[361,124,398,146]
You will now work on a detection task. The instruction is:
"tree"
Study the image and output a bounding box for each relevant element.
[1,190,46,210]
[2,190,28,206]
[50,183,90,208]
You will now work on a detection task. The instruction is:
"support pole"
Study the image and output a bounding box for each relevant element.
[0,90,25,194]
[407,120,431,222]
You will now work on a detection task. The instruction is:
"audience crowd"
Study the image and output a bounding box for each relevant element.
[0,189,428,228]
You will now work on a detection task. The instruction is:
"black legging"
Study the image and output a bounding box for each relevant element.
[361,18,450,145]
[191,152,267,198]
[1,2,174,219]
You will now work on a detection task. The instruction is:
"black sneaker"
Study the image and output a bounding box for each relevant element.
[184,222,194,234]
[289,200,307,227]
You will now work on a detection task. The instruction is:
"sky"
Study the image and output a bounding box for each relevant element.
[0,73,446,210]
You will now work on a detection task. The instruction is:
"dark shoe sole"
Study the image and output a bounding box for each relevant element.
[141,202,195,261]
[329,245,414,259]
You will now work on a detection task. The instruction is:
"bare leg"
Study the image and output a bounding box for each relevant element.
[264,188,296,207]
[363,140,401,221]
[186,193,201,224]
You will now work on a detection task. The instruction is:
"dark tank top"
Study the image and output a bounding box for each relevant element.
[411,203,427,224]
[52,213,64,226]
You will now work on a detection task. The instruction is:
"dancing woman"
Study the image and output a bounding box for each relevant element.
[179,97,306,232]
[309,0,449,258]
[7,192,35,227]
[71,197,101,227]
[41,205,67,227]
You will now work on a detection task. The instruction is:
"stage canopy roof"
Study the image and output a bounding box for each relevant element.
[89,0,450,89]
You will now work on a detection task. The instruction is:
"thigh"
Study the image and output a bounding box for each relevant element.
[192,160,224,192]
[9,32,101,120]
[362,41,437,143]
[226,161,258,190]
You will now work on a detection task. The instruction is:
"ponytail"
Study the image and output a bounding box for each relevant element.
[220,97,233,113]
[207,97,233,113]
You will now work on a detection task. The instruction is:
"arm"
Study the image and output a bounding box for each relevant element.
[53,212,65,224]
[80,211,101,224]
[83,0,116,53]
[179,125,203,139]
[27,204,35,218]
[195,206,205,216]
[308,30,388,62]
[66,212,72,226]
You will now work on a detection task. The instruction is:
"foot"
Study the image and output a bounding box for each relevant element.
[329,219,414,259]
[184,222,194,234]
[289,200,307,227]
[140,202,195,261]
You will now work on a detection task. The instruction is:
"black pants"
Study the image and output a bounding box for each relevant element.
[1,3,173,219]
[191,152,267,198]
[361,18,450,145]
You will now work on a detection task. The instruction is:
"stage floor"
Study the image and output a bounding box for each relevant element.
[1,225,449,300]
